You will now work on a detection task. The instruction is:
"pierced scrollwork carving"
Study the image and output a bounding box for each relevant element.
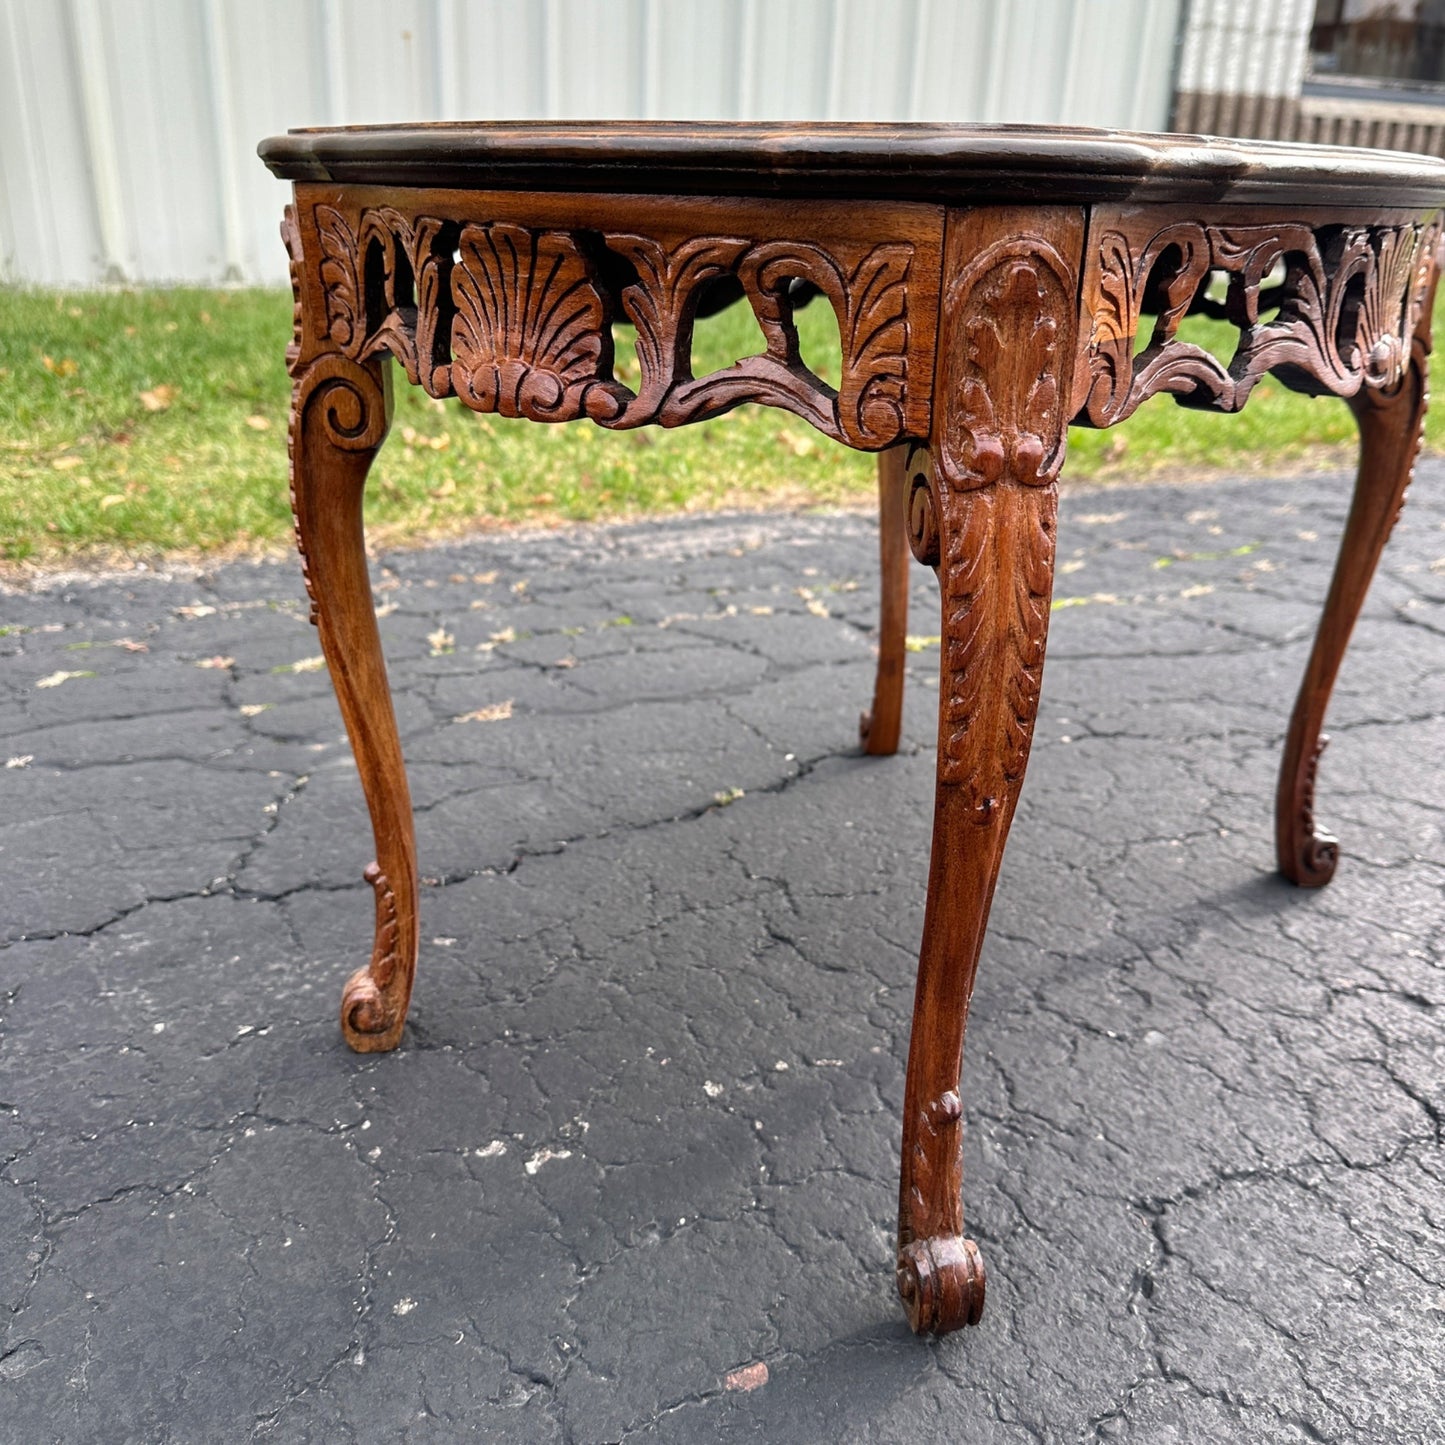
[653,238,912,447]
[358,207,450,390]
[1078,209,1445,426]
[298,202,918,449]
[603,233,751,422]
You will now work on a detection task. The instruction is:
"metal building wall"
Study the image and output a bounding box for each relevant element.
[1171,0,1445,158]
[0,0,1183,287]
[1171,0,1315,140]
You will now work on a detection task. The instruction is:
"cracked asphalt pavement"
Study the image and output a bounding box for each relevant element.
[2,468,1444,1443]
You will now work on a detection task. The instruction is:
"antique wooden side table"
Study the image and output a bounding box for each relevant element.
[259,122,1445,1336]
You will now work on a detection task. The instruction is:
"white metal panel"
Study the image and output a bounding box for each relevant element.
[0,0,1186,287]
[0,0,104,284]
[450,1,549,120]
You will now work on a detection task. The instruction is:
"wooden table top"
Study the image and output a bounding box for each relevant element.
[259,120,1445,209]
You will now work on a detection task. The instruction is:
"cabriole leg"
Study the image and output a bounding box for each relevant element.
[1275,280,1436,886]
[289,353,418,1052]
[893,209,1079,1334]
[895,446,1058,1333]
[861,444,912,755]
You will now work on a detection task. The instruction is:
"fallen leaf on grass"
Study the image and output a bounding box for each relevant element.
[42,355,79,377]
[195,655,234,669]
[245,415,271,431]
[776,429,816,458]
[36,670,95,689]
[454,700,514,723]
[138,384,177,412]
[400,425,450,450]
[139,384,177,413]
[98,494,127,509]
[51,455,84,471]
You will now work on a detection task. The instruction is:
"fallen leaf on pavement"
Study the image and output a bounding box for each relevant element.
[454,700,514,723]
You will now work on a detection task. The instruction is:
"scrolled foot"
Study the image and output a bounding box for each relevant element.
[1278,736,1340,889]
[896,1235,986,1334]
[1281,832,1340,890]
[340,965,405,1052]
[338,861,409,1053]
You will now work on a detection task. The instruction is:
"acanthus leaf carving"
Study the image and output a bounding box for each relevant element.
[938,239,1073,488]
[315,205,363,353]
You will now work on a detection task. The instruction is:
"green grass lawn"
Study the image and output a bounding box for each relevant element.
[2,283,1439,565]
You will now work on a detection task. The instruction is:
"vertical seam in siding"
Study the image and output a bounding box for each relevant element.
[201,0,245,281]
[66,0,128,282]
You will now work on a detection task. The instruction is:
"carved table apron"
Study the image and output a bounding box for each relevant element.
[260,123,1445,1336]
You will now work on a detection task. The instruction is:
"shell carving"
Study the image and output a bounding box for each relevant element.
[449,222,629,423]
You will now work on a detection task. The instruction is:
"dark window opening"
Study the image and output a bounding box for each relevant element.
[1308,1,1445,100]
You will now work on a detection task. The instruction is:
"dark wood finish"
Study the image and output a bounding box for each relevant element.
[260,120,1445,208]
[264,121,1445,1337]
[1276,255,1440,885]
[860,445,910,755]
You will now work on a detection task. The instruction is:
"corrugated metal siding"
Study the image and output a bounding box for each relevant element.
[1171,0,1445,158]
[0,0,1182,287]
